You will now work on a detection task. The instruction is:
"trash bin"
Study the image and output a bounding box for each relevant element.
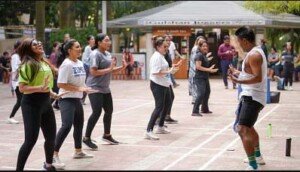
[270,91,280,103]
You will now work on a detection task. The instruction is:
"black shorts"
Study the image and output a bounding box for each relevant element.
[236,96,264,128]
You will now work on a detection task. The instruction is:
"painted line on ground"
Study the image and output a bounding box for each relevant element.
[198,104,280,170]
[113,102,153,115]
[162,120,235,170]
[1,166,40,170]
[163,104,280,170]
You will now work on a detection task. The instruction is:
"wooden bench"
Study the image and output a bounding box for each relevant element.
[111,67,142,80]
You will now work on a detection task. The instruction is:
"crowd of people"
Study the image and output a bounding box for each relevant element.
[0,26,298,170]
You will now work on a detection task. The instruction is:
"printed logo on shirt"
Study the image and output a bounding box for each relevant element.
[72,66,86,77]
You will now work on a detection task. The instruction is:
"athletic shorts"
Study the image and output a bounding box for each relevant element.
[236,96,264,128]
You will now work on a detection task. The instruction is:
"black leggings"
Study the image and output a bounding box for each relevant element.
[17,93,56,171]
[9,86,23,118]
[166,86,175,116]
[147,81,171,132]
[284,62,294,86]
[85,93,113,138]
[55,98,84,151]
[193,78,211,113]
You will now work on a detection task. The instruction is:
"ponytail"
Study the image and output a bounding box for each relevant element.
[92,33,107,50]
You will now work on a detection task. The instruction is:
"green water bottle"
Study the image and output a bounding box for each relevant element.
[267,123,272,138]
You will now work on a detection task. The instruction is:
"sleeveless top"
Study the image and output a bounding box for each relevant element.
[239,46,267,106]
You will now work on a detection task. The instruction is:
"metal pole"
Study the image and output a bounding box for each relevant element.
[102,1,107,34]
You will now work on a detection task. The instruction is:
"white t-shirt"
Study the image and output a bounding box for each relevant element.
[82,45,92,66]
[149,51,171,87]
[168,41,176,61]
[57,58,86,99]
[11,53,21,90]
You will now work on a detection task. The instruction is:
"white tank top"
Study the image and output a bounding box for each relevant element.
[239,46,267,106]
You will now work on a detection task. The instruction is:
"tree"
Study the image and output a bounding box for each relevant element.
[59,1,75,29]
[244,1,300,53]
[35,1,45,43]
[0,1,35,25]
[244,1,300,15]
[110,1,174,20]
[45,1,59,28]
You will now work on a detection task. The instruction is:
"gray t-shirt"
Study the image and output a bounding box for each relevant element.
[86,49,112,93]
[57,58,86,99]
[282,51,295,64]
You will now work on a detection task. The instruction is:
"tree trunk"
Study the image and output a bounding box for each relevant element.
[59,1,75,29]
[94,1,100,31]
[107,1,112,20]
[80,15,84,28]
[35,1,45,43]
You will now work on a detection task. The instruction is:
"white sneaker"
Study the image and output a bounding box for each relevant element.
[154,126,171,134]
[52,155,65,170]
[246,165,261,170]
[7,118,19,124]
[243,156,266,165]
[73,151,94,159]
[144,131,159,140]
[284,86,288,90]
[288,86,293,91]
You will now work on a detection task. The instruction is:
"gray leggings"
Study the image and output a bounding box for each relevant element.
[54,98,84,151]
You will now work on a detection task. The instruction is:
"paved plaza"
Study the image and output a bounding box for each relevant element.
[0,78,299,170]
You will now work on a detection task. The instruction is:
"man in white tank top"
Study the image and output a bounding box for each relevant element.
[228,26,267,170]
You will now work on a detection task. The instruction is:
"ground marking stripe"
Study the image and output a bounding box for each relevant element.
[198,104,280,170]
[163,104,280,170]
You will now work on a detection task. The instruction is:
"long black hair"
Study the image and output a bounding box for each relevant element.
[56,39,78,67]
[92,33,107,50]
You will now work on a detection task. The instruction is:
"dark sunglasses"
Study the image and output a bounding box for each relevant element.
[31,40,43,46]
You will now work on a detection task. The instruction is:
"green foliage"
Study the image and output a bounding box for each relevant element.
[0,1,35,25]
[244,1,300,53]
[45,1,59,27]
[49,25,97,49]
[244,1,300,15]
[110,1,174,19]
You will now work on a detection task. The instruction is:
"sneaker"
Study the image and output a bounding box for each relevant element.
[288,86,293,91]
[246,165,261,170]
[102,135,119,145]
[52,155,65,170]
[165,117,178,124]
[191,113,203,117]
[53,104,59,110]
[173,83,180,88]
[225,86,229,89]
[144,131,159,140]
[284,86,288,90]
[154,126,171,134]
[83,137,98,150]
[42,162,56,171]
[73,151,94,159]
[7,118,19,124]
[243,156,266,165]
[80,100,86,105]
[201,110,212,114]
